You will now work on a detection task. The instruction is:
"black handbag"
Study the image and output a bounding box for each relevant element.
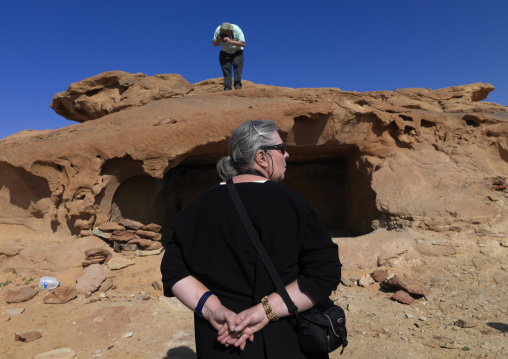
[226,179,348,354]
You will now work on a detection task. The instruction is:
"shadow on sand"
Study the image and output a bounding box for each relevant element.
[487,322,508,333]
[162,346,196,359]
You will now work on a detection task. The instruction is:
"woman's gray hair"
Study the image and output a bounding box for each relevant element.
[217,120,279,180]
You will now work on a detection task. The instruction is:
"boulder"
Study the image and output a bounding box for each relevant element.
[5,286,38,303]
[43,287,78,304]
[135,230,162,241]
[391,290,414,305]
[76,263,106,294]
[385,275,429,296]
[118,219,145,230]
[142,223,161,233]
[97,222,125,232]
[15,330,42,342]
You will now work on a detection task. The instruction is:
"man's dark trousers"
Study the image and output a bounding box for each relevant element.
[219,50,244,90]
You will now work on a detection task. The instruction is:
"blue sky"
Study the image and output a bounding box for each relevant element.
[1,0,506,140]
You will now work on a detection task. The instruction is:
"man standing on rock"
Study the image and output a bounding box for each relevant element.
[212,22,245,91]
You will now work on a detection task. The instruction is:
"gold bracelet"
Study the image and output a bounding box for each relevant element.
[261,295,278,322]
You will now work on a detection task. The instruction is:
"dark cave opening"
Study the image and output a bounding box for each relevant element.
[110,152,379,243]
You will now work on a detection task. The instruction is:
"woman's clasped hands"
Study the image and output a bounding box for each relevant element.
[215,303,270,350]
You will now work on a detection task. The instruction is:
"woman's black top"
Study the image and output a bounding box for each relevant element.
[161,181,342,359]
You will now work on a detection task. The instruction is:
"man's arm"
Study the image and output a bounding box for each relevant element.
[223,37,245,47]
[213,37,222,47]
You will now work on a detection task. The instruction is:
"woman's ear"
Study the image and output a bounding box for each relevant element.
[254,149,268,168]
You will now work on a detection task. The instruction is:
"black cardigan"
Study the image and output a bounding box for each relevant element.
[161,181,341,358]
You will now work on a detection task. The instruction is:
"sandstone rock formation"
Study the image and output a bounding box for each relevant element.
[1,71,508,261]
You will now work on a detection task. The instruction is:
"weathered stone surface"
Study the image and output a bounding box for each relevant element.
[50,71,192,123]
[135,230,162,241]
[138,247,163,256]
[391,290,415,305]
[106,257,135,270]
[75,263,105,294]
[92,227,110,239]
[43,286,77,304]
[455,319,477,328]
[97,222,125,232]
[15,330,42,342]
[142,223,161,233]
[118,219,145,230]
[98,278,114,292]
[110,231,136,242]
[82,248,112,267]
[32,348,76,359]
[386,275,429,296]
[358,275,375,287]
[5,286,38,303]
[372,270,389,282]
[146,241,163,251]
[127,237,155,249]
[1,73,508,244]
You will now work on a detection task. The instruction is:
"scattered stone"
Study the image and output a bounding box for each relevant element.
[500,241,508,247]
[80,229,92,237]
[358,275,375,287]
[405,314,415,319]
[136,230,162,241]
[146,242,163,251]
[127,237,155,249]
[5,286,38,303]
[15,330,42,343]
[391,290,415,305]
[152,281,162,291]
[424,292,434,302]
[442,341,462,349]
[142,223,161,232]
[5,308,25,315]
[110,231,136,242]
[106,257,135,270]
[92,227,111,239]
[98,222,126,232]
[372,270,389,282]
[89,297,101,303]
[455,319,477,328]
[120,244,138,252]
[98,279,114,292]
[123,332,133,338]
[419,316,427,321]
[340,277,355,287]
[76,263,106,294]
[82,248,113,267]
[138,247,163,256]
[44,287,78,304]
[118,219,145,230]
[32,348,76,359]
[385,275,429,296]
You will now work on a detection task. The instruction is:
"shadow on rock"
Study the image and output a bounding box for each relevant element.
[162,346,196,359]
[487,322,508,333]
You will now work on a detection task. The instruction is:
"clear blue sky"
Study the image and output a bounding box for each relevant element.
[1,1,506,140]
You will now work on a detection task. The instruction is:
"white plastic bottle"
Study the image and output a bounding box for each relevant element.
[38,276,60,290]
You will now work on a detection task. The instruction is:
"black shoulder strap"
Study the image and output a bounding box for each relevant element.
[226,178,299,315]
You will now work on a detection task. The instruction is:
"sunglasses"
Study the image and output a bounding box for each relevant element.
[261,143,285,155]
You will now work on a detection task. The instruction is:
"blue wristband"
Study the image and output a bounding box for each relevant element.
[195,291,214,317]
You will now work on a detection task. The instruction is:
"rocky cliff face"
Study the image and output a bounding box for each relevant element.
[1,71,508,240]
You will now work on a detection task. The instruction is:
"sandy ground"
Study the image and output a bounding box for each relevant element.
[1,230,507,359]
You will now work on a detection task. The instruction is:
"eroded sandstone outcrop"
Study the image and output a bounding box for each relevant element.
[1,72,508,255]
